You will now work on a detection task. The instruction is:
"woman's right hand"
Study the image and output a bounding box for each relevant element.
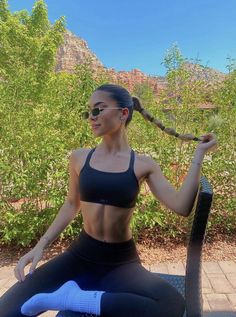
[14,245,44,282]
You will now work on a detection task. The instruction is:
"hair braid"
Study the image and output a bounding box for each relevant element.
[132,96,201,142]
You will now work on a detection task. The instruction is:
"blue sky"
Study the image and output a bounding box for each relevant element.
[8,0,236,76]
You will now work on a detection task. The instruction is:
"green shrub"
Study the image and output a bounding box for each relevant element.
[0,2,235,246]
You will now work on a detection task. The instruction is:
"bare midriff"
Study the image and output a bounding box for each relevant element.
[81,201,134,243]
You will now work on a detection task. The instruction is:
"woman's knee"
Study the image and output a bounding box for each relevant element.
[144,294,185,317]
[162,287,185,317]
[151,283,185,317]
[169,291,185,317]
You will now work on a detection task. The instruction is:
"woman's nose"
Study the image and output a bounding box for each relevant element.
[89,114,98,121]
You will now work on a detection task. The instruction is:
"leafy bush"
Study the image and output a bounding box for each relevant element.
[0,1,235,246]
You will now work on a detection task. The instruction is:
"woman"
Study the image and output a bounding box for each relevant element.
[0,84,217,317]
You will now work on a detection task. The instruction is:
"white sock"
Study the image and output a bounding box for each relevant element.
[20,280,105,316]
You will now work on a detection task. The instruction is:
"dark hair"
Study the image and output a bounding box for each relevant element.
[95,84,134,127]
[95,83,200,141]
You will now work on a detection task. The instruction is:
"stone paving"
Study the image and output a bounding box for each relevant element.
[0,261,236,317]
[149,260,236,317]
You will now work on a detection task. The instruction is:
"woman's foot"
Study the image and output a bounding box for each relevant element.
[21,280,81,316]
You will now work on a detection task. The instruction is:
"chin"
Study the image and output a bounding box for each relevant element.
[92,130,104,137]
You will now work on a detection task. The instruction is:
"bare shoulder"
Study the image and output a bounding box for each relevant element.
[71,148,91,159]
[135,152,159,168]
[70,148,92,174]
[134,152,161,180]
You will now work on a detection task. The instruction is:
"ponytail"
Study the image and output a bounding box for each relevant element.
[132,96,200,142]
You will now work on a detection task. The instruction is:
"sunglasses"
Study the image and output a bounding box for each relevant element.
[82,107,121,119]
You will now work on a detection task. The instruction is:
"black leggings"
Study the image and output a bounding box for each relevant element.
[0,228,185,317]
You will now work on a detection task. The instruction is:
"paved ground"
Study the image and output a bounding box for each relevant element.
[0,260,236,316]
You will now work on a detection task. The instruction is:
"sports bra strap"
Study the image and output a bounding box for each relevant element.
[86,147,135,171]
[85,147,96,167]
[128,150,135,170]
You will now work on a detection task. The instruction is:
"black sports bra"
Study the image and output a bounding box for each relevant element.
[78,148,140,208]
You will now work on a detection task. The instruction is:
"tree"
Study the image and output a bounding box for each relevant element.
[0,0,66,103]
[0,0,10,21]
[213,57,236,109]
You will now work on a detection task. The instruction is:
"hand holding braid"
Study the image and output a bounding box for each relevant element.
[132,96,201,142]
[196,133,218,153]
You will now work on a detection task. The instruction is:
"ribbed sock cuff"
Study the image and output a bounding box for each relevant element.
[68,290,105,315]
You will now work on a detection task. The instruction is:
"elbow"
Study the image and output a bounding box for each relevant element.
[174,193,195,217]
[175,210,190,218]
[181,210,191,217]
[174,205,192,217]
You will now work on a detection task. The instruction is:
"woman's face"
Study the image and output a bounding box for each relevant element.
[88,90,128,137]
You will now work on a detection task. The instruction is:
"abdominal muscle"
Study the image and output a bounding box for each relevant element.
[80,201,134,243]
[75,148,150,243]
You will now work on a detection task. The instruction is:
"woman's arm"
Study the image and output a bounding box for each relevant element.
[15,150,81,281]
[173,148,204,216]
[36,200,80,249]
[36,150,81,249]
[146,133,217,217]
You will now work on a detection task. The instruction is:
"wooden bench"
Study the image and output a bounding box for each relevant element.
[56,175,213,317]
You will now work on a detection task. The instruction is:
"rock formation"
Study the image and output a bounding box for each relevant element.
[55,30,226,95]
[55,30,103,72]
[55,30,166,94]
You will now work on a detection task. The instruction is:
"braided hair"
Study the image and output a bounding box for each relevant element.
[95,84,201,142]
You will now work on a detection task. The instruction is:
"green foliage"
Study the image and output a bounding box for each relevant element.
[129,44,235,239]
[28,0,50,37]
[0,0,66,102]
[0,204,57,246]
[213,58,236,111]
[0,0,10,21]
[0,3,235,246]
[162,43,186,72]
[0,0,105,246]
[133,81,157,108]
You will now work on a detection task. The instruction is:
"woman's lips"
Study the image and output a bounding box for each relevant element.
[91,124,101,130]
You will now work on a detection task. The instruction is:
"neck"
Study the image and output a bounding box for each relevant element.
[98,129,130,154]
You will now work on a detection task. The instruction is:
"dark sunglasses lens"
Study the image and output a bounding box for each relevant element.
[82,108,100,119]
[82,111,89,119]
[92,108,100,116]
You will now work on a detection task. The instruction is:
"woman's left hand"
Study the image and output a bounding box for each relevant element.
[196,133,218,153]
